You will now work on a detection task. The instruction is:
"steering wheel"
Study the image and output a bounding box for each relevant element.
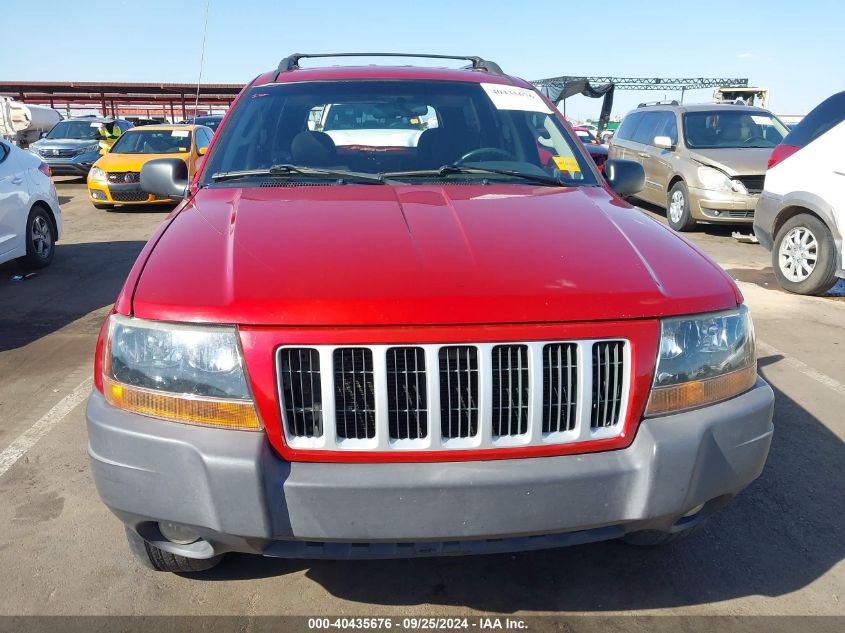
[457,147,517,163]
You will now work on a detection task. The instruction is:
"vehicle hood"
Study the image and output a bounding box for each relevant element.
[94,152,189,172]
[688,147,772,176]
[31,138,99,150]
[131,185,739,326]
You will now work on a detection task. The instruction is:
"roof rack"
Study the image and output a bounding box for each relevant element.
[637,100,680,108]
[275,53,503,77]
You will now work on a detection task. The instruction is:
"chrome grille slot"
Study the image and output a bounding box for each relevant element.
[276,339,629,451]
[279,348,322,438]
[591,341,625,428]
[386,347,427,440]
[439,346,479,439]
[491,345,529,436]
[542,343,577,433]
[334,348,376,439]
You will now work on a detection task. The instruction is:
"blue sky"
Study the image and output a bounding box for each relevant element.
[3,0,841,119]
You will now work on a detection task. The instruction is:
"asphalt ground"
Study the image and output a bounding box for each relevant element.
[0,178,842,625]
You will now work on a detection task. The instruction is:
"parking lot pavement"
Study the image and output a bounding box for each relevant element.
[0,181,843,619]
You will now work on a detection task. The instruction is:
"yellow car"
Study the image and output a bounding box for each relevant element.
[87,124,213,209]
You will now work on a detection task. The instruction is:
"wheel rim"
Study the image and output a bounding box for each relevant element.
[31,215,52,259]
[668,190,685,223]
[778,226,818,282]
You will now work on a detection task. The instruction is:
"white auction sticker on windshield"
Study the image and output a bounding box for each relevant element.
[171,130,190,137]
[481,83,551,113]
[750,115,772,125]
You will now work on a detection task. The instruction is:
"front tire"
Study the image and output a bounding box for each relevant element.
[666,181,697,232]
[17,206,56,269]
[124,527,224,573]
[772,213,838,295]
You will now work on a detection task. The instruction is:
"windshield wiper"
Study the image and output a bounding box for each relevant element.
[211,164,391,184]
[384,164,568,187]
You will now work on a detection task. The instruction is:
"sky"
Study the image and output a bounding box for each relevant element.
[2,0,842,120]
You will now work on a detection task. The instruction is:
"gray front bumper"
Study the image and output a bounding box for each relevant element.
[87,380,774,559]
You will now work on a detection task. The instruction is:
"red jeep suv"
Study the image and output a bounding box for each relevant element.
[86,54,774,573]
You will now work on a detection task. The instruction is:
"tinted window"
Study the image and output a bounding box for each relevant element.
[201,79,597,186]
[0,141,9,163]
[631,111,663,144]
[657,112,678,145]
[784,91,845,148]
[196,128,211,151]
[110,129,193,154]
[682,110,788,149]
[615,112,642,141]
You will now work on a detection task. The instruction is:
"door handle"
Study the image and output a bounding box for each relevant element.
[11,177,23,185]
[638,152,650,159]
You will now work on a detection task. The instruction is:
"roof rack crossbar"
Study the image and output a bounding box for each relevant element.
[276,53,503,76]
[636,100,680,108]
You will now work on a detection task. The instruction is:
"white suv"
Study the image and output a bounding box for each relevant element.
[754,91,845,295]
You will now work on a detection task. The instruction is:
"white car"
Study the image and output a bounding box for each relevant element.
[0,139,62,269]
[754,91,845,295]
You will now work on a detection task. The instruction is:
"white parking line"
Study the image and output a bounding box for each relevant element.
[757,340,845,399]
[0,377,92,479]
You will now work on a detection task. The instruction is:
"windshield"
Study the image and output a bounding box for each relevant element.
[45,120,102,140]
[200,79,596,187]
[110,129,193,154]
[683,110,788,149]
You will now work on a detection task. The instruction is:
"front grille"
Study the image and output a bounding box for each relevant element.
[591,341,625,429]
[491,345,529,436]
[107,171,140,184]
[542,343,578,433]
[439,346,479,439]
[279,348,322,438]
[387,347,427,440]
[109,190,150,202]
[277,340,629,452]
[333,348,376,440]
[735,175,765,194]
[42,148,77,158]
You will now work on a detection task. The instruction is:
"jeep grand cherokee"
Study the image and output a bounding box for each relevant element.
[86,53,774,573]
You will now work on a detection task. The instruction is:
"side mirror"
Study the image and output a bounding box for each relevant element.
[603,159,645,196]
[654,136,674,150]
[140,158,189,200]
[198,146,207,156]
[40,131,48,139]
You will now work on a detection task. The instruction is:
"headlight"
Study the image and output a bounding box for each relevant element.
[89,167,106,182]
[645,305,757,416]
[696,166,748,194]
[103,315,261,430]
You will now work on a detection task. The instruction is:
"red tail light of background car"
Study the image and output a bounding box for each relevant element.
[767,144,800,170]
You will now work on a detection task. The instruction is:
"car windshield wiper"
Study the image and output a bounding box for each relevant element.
[384,164,568,187]
[211,164,391,184]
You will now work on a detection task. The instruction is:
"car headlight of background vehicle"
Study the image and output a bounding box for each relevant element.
[89,166,106,182]
[646,305,757,416]
[696,166,748,194]
[102,315,261,430]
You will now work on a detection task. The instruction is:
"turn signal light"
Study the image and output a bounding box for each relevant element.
[645,364,757,417]
[767,144,799,170]
[103,377,262,430]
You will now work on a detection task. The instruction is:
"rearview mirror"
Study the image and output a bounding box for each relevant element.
[140,158,189,200]
[603,159,645,196]
[654,136,674,150]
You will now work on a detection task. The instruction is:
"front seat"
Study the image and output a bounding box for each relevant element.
[416,128,467,169]
[290,131,338,167]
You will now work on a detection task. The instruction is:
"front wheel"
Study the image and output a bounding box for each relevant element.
[17,206,56,269]
[666,181,697,232]
[124,527,224,573]
[772,213,838,295]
